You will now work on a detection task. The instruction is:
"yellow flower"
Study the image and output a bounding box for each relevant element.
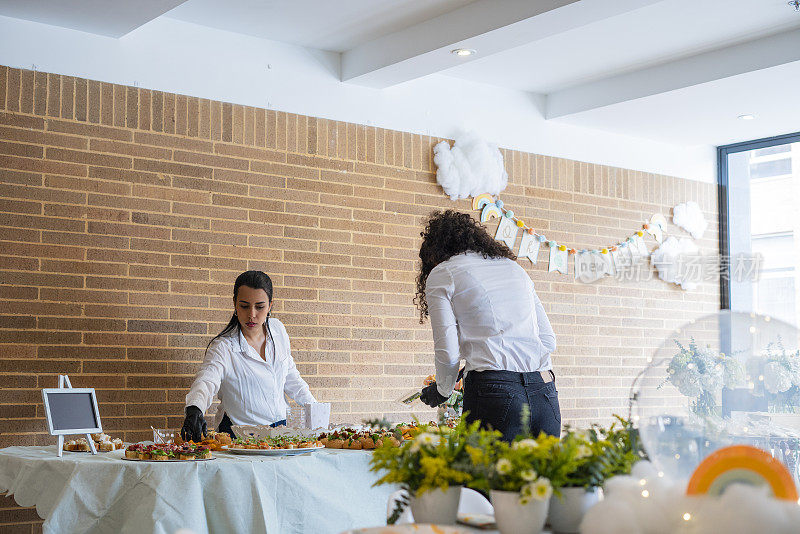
[418,455,470,494]
[521,469,537,482]
[465,445,486,465]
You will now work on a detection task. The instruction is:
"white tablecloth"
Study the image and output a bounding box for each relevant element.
[0,446,396,534]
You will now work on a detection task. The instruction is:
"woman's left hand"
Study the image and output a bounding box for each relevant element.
[420,383,448,407]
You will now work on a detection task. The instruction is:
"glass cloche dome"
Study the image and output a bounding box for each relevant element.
[633,310,800,483]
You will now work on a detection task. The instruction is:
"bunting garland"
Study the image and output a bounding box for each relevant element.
[472,193,667,281]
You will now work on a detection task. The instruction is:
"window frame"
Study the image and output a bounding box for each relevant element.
[717,131,800,310]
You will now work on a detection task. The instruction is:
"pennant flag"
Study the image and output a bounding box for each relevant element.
[517,230,541,264]
[548,245,568,274]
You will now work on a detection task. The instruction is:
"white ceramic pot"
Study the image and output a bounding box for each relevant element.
[409,486,461,525]
[491,489,549,534]
[548,486,601,534]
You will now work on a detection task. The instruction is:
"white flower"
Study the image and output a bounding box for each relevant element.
[518,495,531,505]
[415,433,440,448]
[573,429,591,441]
[521,469,537,482]
[512,439,539,450]
[764,362,792,394]
[532,477,552,501]
[495,458,512,475]
[670,369,703,397]
[787,356,800,387]
[520,483,533,497]
[576,445,592,459]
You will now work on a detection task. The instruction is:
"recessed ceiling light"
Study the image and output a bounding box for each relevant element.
[451,48,476,57]
[738,114,756,120]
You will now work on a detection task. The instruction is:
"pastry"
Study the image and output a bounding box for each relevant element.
[138,445,152,460]
[151,448,170,461]
[125,444,140,459]
[194,446,212,460]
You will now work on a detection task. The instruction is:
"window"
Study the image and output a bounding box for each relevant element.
[719,132,800,326]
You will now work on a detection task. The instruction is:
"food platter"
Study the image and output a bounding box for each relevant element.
[225,445,324,456]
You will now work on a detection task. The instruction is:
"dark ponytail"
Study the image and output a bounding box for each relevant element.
[206,271,276,356]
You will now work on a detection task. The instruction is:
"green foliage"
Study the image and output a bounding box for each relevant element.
[370,413,645,513]
[386,491,409,525]
[559,415,644,489]
[369,418,479,497]
[464,414,645,495]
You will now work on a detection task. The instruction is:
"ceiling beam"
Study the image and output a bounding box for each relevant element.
[341,0,663,88]
[0,0,188,38]
[546,28,800,119]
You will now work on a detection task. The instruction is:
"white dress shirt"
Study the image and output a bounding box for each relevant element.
[185,318,316,426]
[425,251,557,397]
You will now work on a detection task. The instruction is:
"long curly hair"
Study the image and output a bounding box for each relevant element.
[415,210,516,323]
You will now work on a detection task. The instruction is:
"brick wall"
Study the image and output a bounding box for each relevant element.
[0,65,719,531]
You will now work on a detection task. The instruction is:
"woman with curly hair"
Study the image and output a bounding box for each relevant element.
[416,210,559,440]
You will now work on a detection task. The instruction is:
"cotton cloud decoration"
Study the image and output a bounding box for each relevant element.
[581,461,800,534]
[673,201,707,239]
[433,132,508,200]
[650,236,700,291]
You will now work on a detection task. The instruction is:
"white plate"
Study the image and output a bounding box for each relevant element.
[121,457,216,462]
[225,446,324,456]
[62,449,121,453]
[342,525,471,534]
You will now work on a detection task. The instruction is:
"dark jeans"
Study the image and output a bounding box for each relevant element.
[463,370,561,441]
[218,413,286,439]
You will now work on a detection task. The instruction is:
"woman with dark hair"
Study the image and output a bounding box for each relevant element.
[180,270,316,441]
[416,210,559,441]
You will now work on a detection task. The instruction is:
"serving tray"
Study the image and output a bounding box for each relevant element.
[224,446,324,456]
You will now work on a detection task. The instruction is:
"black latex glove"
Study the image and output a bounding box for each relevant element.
[181,405,207,442]
[420,383,449,407]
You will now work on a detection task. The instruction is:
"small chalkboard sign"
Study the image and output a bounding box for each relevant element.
[41,375,102,457]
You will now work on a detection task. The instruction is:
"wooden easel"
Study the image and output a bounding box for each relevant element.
[56,375,97,457]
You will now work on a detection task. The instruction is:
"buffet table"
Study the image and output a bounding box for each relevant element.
[0,446,395,534]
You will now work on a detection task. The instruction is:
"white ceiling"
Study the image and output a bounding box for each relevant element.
[1,0,799,148]
[443,0,800,93]
[0,0,186,37]
[164,0,477,53]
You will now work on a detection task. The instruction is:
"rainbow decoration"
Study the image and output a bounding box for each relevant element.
[472,193,662,257]
[472,193,495,210]
[480,203,503,222]
[686,445,798,501]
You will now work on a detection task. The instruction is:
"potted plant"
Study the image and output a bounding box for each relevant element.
[369,420,476,525]
[548,416,644,534]
[466,430,576,534]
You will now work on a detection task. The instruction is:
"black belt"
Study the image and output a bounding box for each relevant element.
[465,369,555,385]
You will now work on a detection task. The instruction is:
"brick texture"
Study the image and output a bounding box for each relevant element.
[0,66,719,527]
